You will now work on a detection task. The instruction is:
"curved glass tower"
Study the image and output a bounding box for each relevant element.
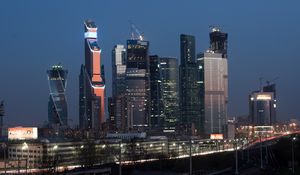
[47,64,68,127]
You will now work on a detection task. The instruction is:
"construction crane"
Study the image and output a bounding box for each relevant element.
[129,21,144,41]
[266,77,279,86]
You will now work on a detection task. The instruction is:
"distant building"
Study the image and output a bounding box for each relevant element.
[79,20,105,130]
[179,34,203,135]
[149,55,164,129]
[47,64,68,128]
[249,91,276,126]
[160,57,179,133]
[198,28,228,136]
[226,119,235,139]
[110,45,127,131]
[126,39,150,130]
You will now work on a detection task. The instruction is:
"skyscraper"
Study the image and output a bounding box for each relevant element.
[249,91,276,126]
[47,64,68,127]
[249,83,277,126]
[126,38,150,130]
[179,34,203,135]
[110,45,127,131]
[79,20,105,130]
[149,55,164,129]
[160,57,179,133]
[198,27,228,136]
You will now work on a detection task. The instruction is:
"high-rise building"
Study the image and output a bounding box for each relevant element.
[126,38,150,130]
[112,45,127,97]
[249,83,277,126]
[198,27,228,136]
[179,34,203,135]
[110,45,127,131]
[47,64,68,127]
[79,20,105,130]
[160,57,179,133]
[249,91,276,126]
[149,55,164,129]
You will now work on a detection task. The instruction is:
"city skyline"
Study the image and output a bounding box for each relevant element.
[1,1,300,126]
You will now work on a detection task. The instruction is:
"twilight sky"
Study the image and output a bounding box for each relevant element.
[1,0,300,127]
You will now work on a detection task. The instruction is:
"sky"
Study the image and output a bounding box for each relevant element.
[0,0,300,127]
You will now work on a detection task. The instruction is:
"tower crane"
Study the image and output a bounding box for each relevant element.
[129,21,144,41]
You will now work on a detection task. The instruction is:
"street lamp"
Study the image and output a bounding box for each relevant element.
[1,143,7,174]
[52,145,58,173]
[22,142,29,174]
[234,139,239,175]
[292,137,296,174]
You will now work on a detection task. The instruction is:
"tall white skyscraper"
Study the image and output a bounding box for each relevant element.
[198,27,228,136]
[198,51,228,135]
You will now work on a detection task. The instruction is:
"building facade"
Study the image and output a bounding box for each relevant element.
[160,57,179,133]
[79,20,105,130]
[198,51,228,136]
[47,65,68,128]
[149,55,164,130]
[179,34,203,135]
[249,91,276,126]
[110,45,127,131]
[125,39,150,130]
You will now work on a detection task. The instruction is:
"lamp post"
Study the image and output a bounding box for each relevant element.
[22,142,28,175]
[52,145,58,173]
[1,143,6,174]
[260,134,263,169]
[235,139,239,175]
[292,137,296,174]
[189,139,192,175]
[119,142,123,175]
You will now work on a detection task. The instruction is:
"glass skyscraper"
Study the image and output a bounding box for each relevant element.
[126,39,150,130]
[47,64,68,127]
[179,34,204,135]
[160,57,179,133]
[149,55,164,129]
[79,20,105,130]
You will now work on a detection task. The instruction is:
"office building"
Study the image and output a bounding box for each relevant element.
[249,90,276,126]
[149,55,164,129]
[47,64,68,127]
[160,57,179,133]
[179,34,203,135]
[198,27,228,136]
[198,51,228,136]
[125,38,150,130]
[79,20,105,130]
[110,45,127,131]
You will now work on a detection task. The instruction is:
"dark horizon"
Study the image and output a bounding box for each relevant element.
[1,0,300,126]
